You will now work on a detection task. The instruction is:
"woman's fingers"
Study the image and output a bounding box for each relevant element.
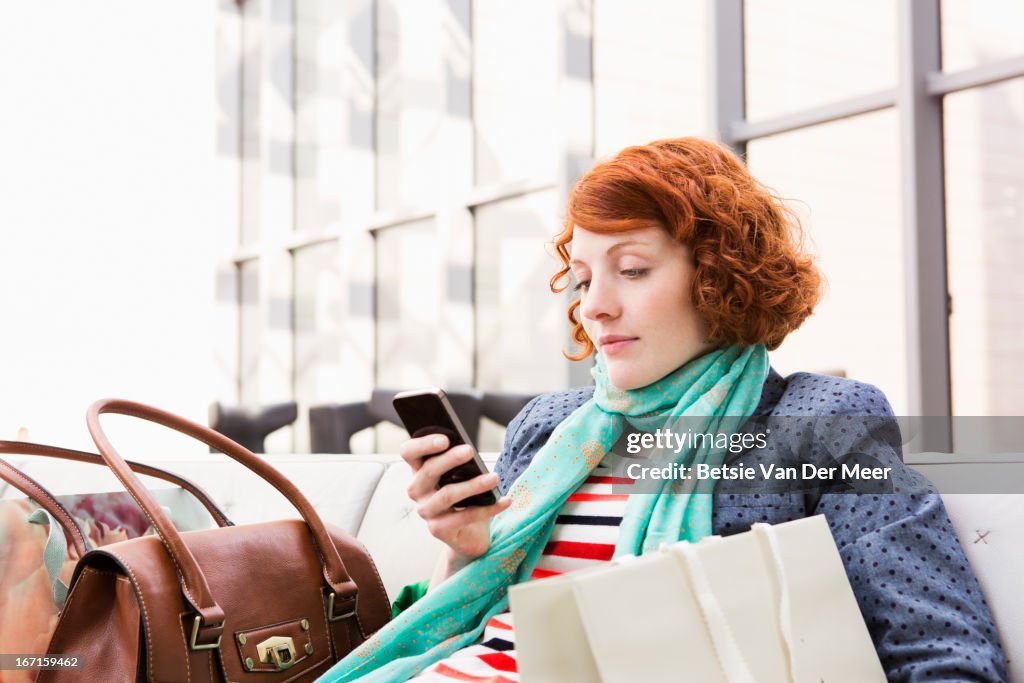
[398,433,450,472]
[399,434,509,559]
[416,471,502,519]
[405,445,475,499]
[427,497,512,533]
[424,496,512,552]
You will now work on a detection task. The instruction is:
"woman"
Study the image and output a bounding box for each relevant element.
[321,138,1006,682]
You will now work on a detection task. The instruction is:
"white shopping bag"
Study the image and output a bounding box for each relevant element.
[510,539,749,682]
[510,514,886,683]
[506,564,606,683]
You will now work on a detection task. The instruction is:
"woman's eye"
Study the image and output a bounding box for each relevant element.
[621,268,649,278]
[573,279,590,292]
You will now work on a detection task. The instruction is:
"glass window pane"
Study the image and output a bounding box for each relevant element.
[239,260,261,404]
[593,0,707,156]
[474,0,558,185]
[293,241,343,451]
[744,0,897,120]
[376,0,472,209]
[945,78,1024,417]
[240,0,262,245]
[376,218,442,386]
[375,218,442,450]
[475,189,567,449]
[747,110,908,413]
[942,0,1024,73]
[295,4,341,233]
[295,0,376,229]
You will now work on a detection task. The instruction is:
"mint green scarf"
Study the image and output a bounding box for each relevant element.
[318,344,769,682]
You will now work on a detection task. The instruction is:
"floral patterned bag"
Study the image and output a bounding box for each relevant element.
[0,442,229,683]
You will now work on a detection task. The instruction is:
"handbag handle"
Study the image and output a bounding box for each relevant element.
[85,398,360,644]
[0,441,233,534]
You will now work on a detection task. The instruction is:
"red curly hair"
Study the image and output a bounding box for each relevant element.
[550,137,823,360]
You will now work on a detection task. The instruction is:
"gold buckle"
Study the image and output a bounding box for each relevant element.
[256,636,297,670]
[327,591,358,622]
[189,615,224,651]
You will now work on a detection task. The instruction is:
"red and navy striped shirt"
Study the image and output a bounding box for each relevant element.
[410,452,635,682]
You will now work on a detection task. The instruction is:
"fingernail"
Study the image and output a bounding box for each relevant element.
[433,435,446,448]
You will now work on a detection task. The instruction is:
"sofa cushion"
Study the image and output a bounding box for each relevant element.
[356,455,500,599]
[168,456,387,534]
[940,493,1024,683]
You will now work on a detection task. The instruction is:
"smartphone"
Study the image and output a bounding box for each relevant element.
[392,388,498,507]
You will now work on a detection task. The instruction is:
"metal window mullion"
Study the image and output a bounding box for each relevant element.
[733,88,897,143]
[927,54,1024,96]
[732,55,1024,148]
[372,0,380,214]
[229,179,556,257]
[468,0,478,390]
[898,0,952,447]
[558,0,596,389]
[708,0,746,156]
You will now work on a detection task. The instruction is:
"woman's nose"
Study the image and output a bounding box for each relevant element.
[580,277,619,321]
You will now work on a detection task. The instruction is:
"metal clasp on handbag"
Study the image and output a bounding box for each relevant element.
[256,636,297,670]
[189,615,224,651]
[327,590,358,621]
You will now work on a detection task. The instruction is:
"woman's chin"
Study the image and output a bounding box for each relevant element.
[606,370,652,392]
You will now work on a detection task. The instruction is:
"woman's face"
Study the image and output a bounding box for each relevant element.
[570,225,716,390]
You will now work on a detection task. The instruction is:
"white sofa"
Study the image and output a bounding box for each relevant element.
[3,453,1021,680]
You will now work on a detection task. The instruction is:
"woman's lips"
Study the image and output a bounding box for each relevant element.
[600,337,638,355]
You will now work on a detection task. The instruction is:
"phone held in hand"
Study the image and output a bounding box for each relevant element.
[392,389,499,507]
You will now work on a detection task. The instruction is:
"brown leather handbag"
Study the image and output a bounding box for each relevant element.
[0,440,233,682]
[41,399,391,682]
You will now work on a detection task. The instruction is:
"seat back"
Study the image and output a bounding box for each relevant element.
[208,401,297,453]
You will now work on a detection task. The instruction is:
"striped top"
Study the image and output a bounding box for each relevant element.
[408,451,635,682]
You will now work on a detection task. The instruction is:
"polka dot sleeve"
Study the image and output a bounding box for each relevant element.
[797,373,1008,680]
[819,492,1007,681]
[495,388,593,495]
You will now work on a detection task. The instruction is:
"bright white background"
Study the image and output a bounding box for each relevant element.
[0,3,225,455]
[1,1,1022,458]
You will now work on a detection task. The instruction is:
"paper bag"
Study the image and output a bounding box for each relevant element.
[510,515,886,683]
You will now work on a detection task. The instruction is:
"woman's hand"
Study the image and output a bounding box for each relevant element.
[401,434,512,564]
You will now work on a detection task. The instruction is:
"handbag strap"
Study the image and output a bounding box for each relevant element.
[0,457,90,557]
[0,440,232,529]
[85,398,359,644]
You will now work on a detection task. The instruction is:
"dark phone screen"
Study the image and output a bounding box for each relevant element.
[395,393,464,447]
[393,393,497,507]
